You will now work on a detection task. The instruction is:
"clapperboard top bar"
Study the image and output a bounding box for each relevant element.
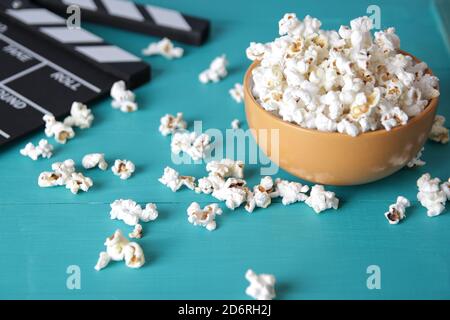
[35,0,210,45]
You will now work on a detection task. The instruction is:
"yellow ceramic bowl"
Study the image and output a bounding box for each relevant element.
[244,56,439,186]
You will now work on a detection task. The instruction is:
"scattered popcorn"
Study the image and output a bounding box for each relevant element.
[129,224,143,239]
[110,199,158,226]
[206,159,245,179]
[159,112,187,136]
[43,114,75,144]
[110,80,138,112]
[245,269,276,300]
[248,14,439,136]
[159,166,196,192]
[94,252,111,271]
[199,54,228,83]
[187,202,222,231]
[20,139,53,160]
[82,153,108,170]
[96,229,145,270]
[229,83,244,103]
[429,115,449,144]
[65,172,93,194]
[142,37,183,59]
[231,119,241,129]
[63,102,94,129]
[406,147,426,168]
[417,173,447,217]
[384,196,410,224]
[171,131,211,160]
[305,185,339,213]
[111,159,135,180]
[275,178,309,205]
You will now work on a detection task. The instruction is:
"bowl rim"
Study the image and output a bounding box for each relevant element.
[244,51,439,138]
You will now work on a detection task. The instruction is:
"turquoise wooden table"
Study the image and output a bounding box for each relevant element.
[0,0,449,299]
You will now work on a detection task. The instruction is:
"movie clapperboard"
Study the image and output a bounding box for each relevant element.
[0,0,210,147]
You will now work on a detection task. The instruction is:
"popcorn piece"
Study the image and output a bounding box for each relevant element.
[43,114,75,144]
[104,229,130,261]
[94,252,111,271]
[417,173,447,217]
[110,199,158,226]
[275,178,309,205]
[52,159,76,183]
[305,185,339,213]
[82,153,108,170]
[406,147,426,168]
[111,159,135,180]
[142,37,183,59]
[212,178,249,210]
[429,115,449,144]
[159,166,196,192]
[171,131,211,160]
[199,54,228,83]
[129,224,143,239]
[186,202,222,231]
[63,102,94,129]
[384,196,410,224]
[20,139,53,160]
[110,80,138,112]
[159,112,187,136]
[206,159,245,179]
[123,242,145,268]
[38,171,63,187]
[245,269,276,300]
[231,119,241,129]
[229,83,244,103]
[65,172,93,194]
[195,173,226,194]
[246,176,278,212]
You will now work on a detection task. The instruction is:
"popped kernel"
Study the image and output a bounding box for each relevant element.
[123,242,145,268]
[159,112,187,136]
[275,178,309,205]
[206,159,245,179]
[94,252,111,271]
[159,166,196,192]
[384,196,410,224]
[111,159,135,180]
[142,37,183,59]
[110,80,138,112]
[43,114,75,144]
[20,139,53,160]
[63,102,94,129]
[417,173,447,217]
[129,224,143,239]
[110,199,158,226]
[212,178,249,210]
[229,83,244,103]
[199,54,228,84]
[171,131,211,160]
[245,269,276,300]
[65,172,93,194]
[429,115,449,144]
[231,119,241,129]
[82,153,108,170]
[406,147,426,168]
[305,184,339,213]
[187,202,222,231]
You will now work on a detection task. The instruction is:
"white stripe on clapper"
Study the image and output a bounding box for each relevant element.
[40,27,103,44]
[0,62,46,85]
[6,9,65,25]
[62,0,98,11]
[0,130,10,139]
[146,5,191,31]
[101,0,144,21]
[0,33,101,93]
[76,45,140,63]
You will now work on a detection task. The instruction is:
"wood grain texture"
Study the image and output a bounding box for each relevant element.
[0,0,449,299]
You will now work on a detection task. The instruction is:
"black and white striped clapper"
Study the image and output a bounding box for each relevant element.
[35,0,210,45]
[0,0,150,147]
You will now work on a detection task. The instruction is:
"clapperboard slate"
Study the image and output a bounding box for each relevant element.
[0,0,210,147]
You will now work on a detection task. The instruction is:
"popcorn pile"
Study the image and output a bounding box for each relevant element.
[245,269,276,300]
[199,54,228,84]
[229,83,244,103]
[247,14,440,136]
[187,202,222,231]
[95,229,145,271]
[142,37,184,59]
[384,196,410,224]
[38,159,93,194]
[20,139,53,160]
[429,115,449,144]
[110,80,138,112]
[417,173,448,217]
[110,199,158,226]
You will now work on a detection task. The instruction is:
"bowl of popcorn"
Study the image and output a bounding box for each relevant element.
[244,14,440,185]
